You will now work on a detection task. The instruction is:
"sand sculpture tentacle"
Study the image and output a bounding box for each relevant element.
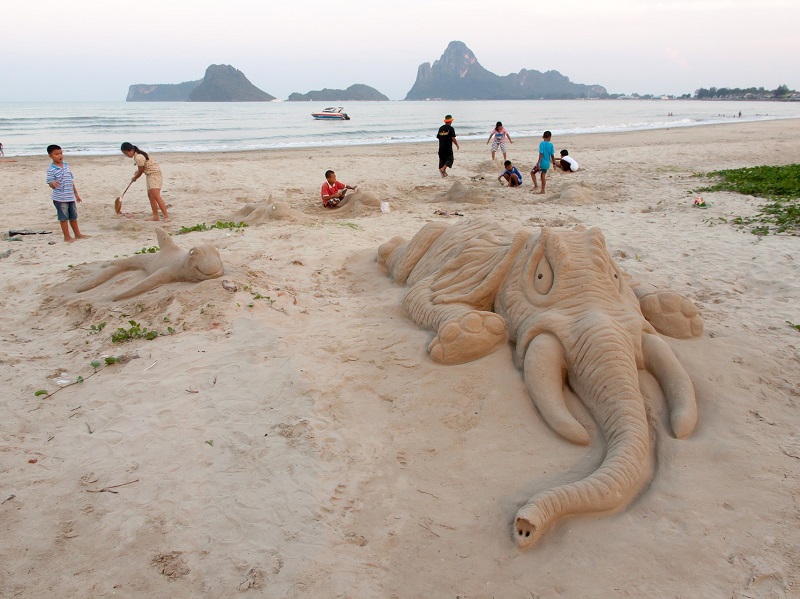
[377,219,702,549]
[76,227,224,301]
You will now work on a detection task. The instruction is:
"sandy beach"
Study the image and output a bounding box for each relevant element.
[1,119,799,598]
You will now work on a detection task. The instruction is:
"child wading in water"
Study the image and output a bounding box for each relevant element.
[46,144,88,242]
[120,142,170,221]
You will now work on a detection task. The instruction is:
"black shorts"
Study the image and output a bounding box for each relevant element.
[439,156,454,169]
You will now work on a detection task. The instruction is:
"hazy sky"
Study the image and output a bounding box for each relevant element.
[2,0,798,102]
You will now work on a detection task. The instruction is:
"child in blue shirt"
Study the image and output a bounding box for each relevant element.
[498,160,523,187]
[46,144,88,242]
[531,130,555,194]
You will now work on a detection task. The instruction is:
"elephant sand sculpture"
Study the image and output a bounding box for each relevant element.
[77,227,224,301]
[377,219,702,549]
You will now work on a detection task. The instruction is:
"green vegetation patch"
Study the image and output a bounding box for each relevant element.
[697,164,800,235]
[175,221,248,235]
[111,320,173,343]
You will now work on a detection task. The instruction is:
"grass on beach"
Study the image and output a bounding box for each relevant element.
[174,221,248,235]
[697,164,800,235]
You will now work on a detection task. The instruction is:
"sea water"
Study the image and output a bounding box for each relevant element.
[1,100,798,157]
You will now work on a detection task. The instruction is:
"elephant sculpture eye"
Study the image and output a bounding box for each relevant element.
[533,256,554,295]
[610,266,624,291]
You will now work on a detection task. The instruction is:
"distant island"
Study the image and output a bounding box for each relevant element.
[125,58,799,103]
[405,41,607,101]
[287,84,389,102]
[127,65,275,102]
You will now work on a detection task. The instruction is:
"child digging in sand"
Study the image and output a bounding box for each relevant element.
[498,160,523,187]
[555,149,580,172]
[120,142,170,221]
[321,170,357,208]
[46,144,88,243]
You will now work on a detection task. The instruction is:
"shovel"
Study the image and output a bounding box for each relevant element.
[114,181,133,214]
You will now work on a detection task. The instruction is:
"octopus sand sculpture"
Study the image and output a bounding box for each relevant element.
[377,219,702,549]
[77,227,224,301]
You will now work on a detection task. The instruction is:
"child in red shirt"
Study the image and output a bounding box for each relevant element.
[321,170,357,208]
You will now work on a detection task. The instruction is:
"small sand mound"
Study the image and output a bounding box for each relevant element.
[547,182,613,205]
[345,188,381,208]
[433,181,488,204]
[312,188,384,217]
[475,160,499,175]
[237,196,309,224]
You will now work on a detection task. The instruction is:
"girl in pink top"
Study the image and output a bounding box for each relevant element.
[486,121,513,161]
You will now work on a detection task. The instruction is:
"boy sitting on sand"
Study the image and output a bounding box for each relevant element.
[498,160,523,187]
[321,170,357,209]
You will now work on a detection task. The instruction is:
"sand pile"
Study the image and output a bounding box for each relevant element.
[544,181,614,205]
[236,196,309,224]
[433,180,488,204]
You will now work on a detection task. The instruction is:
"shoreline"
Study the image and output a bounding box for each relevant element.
[2,101,798,157]
[2,116,793,162]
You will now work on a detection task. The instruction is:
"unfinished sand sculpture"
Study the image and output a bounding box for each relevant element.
[434,181,488,204]
[343,188,381,208]
[316,188,382,216]
[546,182,613,205]
[378,219,702,549]
[236,195,309,224]
[77,227,224,301]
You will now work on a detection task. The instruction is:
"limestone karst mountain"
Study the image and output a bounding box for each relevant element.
[127,65,275,102]
[287,84,389,102]
[405,41,607,100]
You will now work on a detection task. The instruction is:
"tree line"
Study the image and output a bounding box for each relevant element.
[694,85,794,99]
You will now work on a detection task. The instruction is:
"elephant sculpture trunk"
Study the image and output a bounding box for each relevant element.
[516,313,650,548]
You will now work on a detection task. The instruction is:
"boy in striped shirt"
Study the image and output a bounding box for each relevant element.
[46,145,88,242]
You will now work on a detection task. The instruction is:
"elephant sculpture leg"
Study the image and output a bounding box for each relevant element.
[382,222,529,365]
[401,276,508,364]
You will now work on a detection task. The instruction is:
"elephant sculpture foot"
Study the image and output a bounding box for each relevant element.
[636,288,703,339]
[429,311,507,364]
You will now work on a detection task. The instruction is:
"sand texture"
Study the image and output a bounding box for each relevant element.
[1,120,799,598]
